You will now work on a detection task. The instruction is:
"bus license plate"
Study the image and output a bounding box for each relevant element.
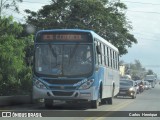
[120,92,126,94]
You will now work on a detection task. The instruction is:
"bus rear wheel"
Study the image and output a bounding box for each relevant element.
[91,100,99,109]
[106,97,112,104]
[101,98,107,104]
[107,87,114,104]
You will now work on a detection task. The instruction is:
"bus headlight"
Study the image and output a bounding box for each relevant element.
[34,79,47,89]
[79,79,94,90]
[129,87,134,91]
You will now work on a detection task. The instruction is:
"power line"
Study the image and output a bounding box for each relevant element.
[144,65,160,68]
[127,10,160,15]
[22,1,49,4]
[122,1,160,6]
[137,38,160,42]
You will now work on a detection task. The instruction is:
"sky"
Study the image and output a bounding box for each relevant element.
[4,0,160,77]
[120,0,160,77]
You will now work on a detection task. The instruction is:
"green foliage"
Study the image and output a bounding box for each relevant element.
[121,60,157,80]
[123,60,146,80]
[25,0,137,55]
[0,16,33,96]
[146,69,154,75]
[18,66,32,93]
[0,0,23,16]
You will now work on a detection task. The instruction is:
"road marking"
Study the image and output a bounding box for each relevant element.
[85,100,134,120]
[105,100,134,111]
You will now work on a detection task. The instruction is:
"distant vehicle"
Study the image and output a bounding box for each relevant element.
[143,81,151,90]
[117,80,137,99]
[136,80,144,93]
[135,81,140,94]
[120,75,132,80]
[144,75,157,88]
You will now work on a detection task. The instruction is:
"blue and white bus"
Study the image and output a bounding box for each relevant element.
[33,29,119,108]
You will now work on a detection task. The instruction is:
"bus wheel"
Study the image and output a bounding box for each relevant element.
[44,99,53,108]
[106,88,114,104]
[106,97,112,104]
[91,100,99,109]
[101,98,107,104]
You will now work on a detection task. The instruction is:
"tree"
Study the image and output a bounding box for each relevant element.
[146,69,154,75]
[0,0,22,16]
[25,0,137,55]
[0,16,33,95]
[122,60,146,80]
[0,16,23,94]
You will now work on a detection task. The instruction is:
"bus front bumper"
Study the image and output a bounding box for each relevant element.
[33,86,98,101]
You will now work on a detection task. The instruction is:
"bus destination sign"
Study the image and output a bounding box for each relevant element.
[37,32,91,42]
[43,34,82,41]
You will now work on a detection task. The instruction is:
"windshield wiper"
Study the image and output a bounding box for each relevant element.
[48,44,57,58]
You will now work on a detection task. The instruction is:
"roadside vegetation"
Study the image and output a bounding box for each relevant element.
[120,60,157,80]
[0,0,139,96]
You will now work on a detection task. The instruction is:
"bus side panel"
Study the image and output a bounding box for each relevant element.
[113,70,120,96]
[102,67,113,98]
[94,66,104,100]
[102,67,120,98]
[94,66,117,99]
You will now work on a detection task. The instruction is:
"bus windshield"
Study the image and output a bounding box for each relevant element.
[35,44,93,77]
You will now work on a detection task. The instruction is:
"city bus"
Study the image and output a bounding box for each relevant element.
[33,29,120,108]
[144,75,157,88]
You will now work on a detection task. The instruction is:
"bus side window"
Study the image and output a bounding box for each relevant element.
[99,42,103,65]
[107,47,110,67]
[113,51,115,69]
[97,41,101,65]
[110,49,113,68]
[115,52,118,70]
[105,46,108,67]
[95,40,99,65]
[103,45,106,66]
[101,43,104,65]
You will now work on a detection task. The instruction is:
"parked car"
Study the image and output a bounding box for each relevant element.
[117,80,137,99]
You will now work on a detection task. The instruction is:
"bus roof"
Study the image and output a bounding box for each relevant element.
[36,29,119,52]
[90,31,119,52]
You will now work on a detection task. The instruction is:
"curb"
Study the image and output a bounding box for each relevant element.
[0,95,32,106]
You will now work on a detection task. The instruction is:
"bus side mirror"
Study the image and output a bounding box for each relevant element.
[96,45,101,54]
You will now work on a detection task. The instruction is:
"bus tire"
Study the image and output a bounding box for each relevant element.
[106,97,112,104]
[91,100,99,109]
[44,99,53,108]
[101,98,107,104]
[107,87,114,104]
[132,93,136,99]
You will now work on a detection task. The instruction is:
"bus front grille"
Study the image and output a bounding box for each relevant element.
[52,91,74,96]
[49,86,77,90]
[43,78,82,90]
[44,79,81,85]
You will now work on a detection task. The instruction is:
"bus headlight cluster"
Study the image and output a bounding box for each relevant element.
[129,87,134,91]
[34,79,47,89]
[79,79,94,90]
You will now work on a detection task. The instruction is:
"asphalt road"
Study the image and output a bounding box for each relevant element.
[1,84,160,120]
